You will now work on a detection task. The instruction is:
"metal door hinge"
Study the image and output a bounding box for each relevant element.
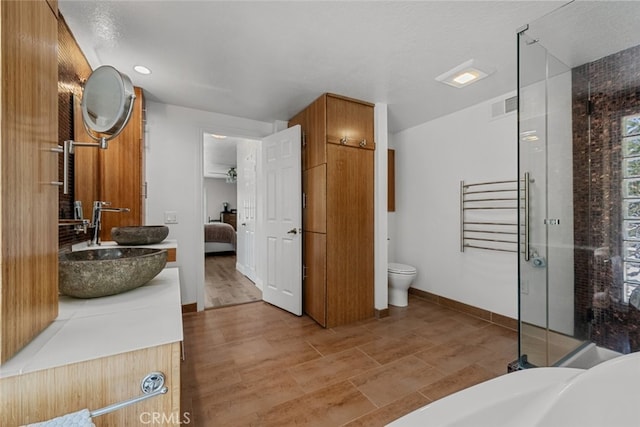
[302,131,307,147]
[302,192,307,209]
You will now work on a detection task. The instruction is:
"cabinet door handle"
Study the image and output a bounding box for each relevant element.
[49,145,65,189]
[241,223,247,227]
[359,139,367,147]
[287,228,298,235]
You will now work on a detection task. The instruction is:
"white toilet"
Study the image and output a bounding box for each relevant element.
[388,263,417,307]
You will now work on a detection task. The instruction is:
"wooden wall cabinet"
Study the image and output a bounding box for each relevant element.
[293,93,375,328]
[0,0,59,363]
[75,87,146,241]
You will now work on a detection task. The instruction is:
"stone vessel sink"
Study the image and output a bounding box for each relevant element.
[111,225,169,245]
[59,248,167,298]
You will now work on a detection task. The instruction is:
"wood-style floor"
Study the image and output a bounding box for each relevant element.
[204,253,262,309]
[181,295,517,426]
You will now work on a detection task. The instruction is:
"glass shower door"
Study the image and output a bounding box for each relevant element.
[518,29,584,367]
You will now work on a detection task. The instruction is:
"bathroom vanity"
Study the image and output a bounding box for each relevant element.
[0,268,183,426]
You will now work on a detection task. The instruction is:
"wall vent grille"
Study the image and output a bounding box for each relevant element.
[505,96,518,113]
[491,95,518,119]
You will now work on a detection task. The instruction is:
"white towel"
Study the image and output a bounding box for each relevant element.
[24,409,95,427]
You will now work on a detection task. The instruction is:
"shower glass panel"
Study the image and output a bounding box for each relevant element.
[518,31,579,367]
[517,1,640,368]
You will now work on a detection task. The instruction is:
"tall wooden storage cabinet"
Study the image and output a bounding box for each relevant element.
[75,87,146,240]
[290,93,375,328]
[0,0,59,363]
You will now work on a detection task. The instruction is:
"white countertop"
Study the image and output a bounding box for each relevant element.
[0,268,183,379]
[72,239,178,252]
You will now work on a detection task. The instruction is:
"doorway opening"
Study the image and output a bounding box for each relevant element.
[202,131,261,309]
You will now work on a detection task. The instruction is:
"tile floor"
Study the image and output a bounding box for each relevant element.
[204,253,262,309]
[181,295,517,426]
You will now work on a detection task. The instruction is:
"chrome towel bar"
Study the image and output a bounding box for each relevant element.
[90,372,168,418]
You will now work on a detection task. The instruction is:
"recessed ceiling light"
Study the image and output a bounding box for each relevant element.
[133,65,152,75]
[436,59,493,88]
[211,134,227,139]
[521,130,539,142]
[453,71,480,85]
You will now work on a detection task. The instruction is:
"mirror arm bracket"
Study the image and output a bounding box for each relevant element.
[62,138,109,195]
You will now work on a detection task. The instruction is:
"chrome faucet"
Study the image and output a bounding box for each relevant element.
[90,201,130,246]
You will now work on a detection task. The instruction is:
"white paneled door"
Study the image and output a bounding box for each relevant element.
[262,125,302,315]
[236,139,258,282]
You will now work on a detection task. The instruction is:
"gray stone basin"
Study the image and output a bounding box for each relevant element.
[59,248,168,298]
[111,225,169,245]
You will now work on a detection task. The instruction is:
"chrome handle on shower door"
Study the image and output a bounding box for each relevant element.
[524,171,530,262]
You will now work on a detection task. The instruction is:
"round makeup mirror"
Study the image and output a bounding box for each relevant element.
[81,65,135,142]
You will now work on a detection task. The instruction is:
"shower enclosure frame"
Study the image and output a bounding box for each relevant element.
[516,1,640,369]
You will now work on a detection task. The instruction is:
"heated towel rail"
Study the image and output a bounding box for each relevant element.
[460,174,530,257]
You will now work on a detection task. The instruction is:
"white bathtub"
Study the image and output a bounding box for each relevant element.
[388,351,638,427]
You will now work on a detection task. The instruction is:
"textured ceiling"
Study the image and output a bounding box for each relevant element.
[58,1,638,134]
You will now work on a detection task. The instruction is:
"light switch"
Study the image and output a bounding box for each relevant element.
[164,211,178,224]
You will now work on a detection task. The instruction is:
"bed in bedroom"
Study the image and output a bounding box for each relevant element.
[204,222,236,253]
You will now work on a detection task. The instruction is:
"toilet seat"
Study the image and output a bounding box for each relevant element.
[388,263,417,275]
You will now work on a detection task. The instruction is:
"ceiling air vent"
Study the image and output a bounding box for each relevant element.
[491,95,518,119]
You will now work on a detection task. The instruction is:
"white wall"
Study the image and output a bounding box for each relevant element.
[374,103,389,310]
[391,92,518,318]
[145,102,273,309]
[204,178,237,222]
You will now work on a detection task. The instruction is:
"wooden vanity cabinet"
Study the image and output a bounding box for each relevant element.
[0,0,59,363]
[292,93,375,328]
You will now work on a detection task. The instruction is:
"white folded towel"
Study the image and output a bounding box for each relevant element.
[24,409,95,427]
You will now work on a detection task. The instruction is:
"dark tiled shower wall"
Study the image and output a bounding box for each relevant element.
[572,43,640,353]
[57,15,93,250]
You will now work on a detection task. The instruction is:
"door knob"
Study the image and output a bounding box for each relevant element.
[287,228,298,235]
[241,223,247,226]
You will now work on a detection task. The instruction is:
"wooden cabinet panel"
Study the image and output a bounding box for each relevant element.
[326,144,375,327]
[304,232,326,326]
[303,164,326,233]
[0,343,181,426]
[46,0,58,16]
[99,87,145,240]
[74,95,100,221]
[289,108,307,170]
[326,94,375,150]
[0,0,59,363]
[307,95,327,168]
